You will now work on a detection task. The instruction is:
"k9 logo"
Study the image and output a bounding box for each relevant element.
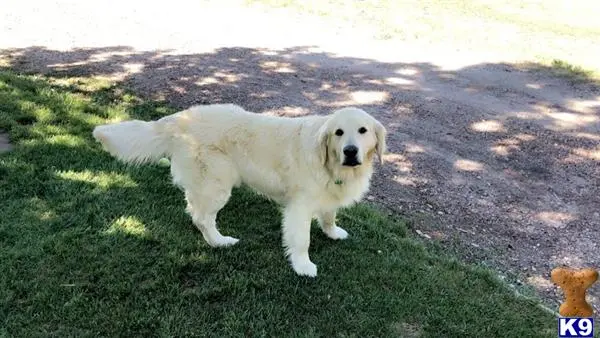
[558,318,594,338]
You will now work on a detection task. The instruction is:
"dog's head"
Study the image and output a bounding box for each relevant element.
[317,107,387,169]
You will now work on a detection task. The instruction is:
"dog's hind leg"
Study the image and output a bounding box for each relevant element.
[171,153,239,247]
[317,210,348,240]
[185,188,238,247]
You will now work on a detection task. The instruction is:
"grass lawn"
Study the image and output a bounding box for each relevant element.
[0,71,557,337]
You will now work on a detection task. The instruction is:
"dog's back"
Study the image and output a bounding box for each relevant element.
[93,104,329,202]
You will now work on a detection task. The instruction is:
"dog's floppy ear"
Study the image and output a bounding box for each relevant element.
[374,120,387,165]
[316,122,329,166]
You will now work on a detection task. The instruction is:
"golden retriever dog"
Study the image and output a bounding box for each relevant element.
[93,104,386,277]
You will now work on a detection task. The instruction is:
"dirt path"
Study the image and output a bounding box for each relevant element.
[2,0,599,315]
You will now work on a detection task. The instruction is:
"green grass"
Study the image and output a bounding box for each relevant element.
[543,59,599,85]
[0,71,556,337]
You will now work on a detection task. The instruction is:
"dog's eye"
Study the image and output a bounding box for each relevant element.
[358,127,367,134]
[335,129,344,136]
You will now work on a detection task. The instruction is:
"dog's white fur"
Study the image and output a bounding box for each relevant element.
[93,104,386,277]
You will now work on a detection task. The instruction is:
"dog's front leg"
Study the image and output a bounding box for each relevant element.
[318,210,349,240]
[282,201,317,277]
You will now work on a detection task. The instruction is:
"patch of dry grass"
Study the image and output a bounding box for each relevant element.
[246,0,600,80]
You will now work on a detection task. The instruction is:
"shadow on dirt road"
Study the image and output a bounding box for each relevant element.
[2,45,599,314]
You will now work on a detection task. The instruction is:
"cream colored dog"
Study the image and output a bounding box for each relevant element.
[93,104,386,277]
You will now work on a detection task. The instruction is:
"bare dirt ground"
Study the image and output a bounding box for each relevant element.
[2,0,599,315]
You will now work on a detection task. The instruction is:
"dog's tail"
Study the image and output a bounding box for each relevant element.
[93,119,170,165]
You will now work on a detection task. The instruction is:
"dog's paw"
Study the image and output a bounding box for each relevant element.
[209,235,240,247]
[290,255,317,277]
[292,260,318,277]
[325,226,349,240]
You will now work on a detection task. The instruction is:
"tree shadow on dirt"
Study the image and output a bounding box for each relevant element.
[2,45,599,314]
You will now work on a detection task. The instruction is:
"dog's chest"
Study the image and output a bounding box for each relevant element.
[318,179,368,209]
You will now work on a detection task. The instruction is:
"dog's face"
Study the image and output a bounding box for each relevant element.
[318,107,387,168]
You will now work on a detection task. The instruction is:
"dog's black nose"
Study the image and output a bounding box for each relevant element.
[343,145,358,158]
